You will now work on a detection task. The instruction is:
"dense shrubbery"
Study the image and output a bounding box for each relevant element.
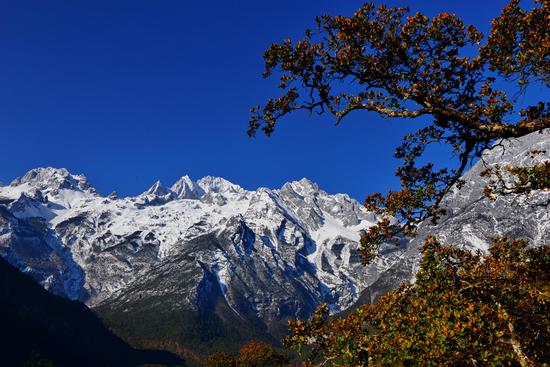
[237,340,289,367]
[205,351,236,367]
[285,237,550,366]
[205,341,288,367]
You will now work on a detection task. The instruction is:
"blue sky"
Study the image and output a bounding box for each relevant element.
[0,0,539,200]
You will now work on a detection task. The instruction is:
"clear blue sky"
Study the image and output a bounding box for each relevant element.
[0,0,539,199]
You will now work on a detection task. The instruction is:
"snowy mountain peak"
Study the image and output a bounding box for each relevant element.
[0,131,547,354]
[10,167,95,195]
[0,166,387,311]
[144,180,172,197]
[197,176,244,195]
[170,175,204,199]
[282,178,320,196]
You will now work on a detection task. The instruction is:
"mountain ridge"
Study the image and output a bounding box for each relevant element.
[0,166,399,313]
[1,129,548,359]
[352,129,550,306]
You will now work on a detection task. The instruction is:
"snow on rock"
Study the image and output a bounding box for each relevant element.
[0,168,396,319]
[4,130,547,325]
[171,175,204,199]
[356,129,550,305]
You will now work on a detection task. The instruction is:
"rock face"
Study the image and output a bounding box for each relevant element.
[357,129,550,304]
[0,168,407,328]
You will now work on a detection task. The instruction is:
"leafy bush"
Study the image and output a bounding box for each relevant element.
[285,237,550,366]
[237,340,289,367]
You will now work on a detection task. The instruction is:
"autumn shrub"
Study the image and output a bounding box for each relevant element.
[236,340,289,367]
[285,237,549,366]
[205,351,237,367]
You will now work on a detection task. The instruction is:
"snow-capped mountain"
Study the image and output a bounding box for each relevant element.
[0,167,406,320]
[1,130,547,355]
[356,129,550,304]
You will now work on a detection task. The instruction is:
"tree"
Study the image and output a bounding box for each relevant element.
[236,340,289,367]
[250,1,549,365]
[284,237,550,366]
[205,351,237,367]
[249,0,549,262]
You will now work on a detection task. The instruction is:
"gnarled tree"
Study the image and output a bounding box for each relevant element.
[249,0,549,262]
[250,1,549,365]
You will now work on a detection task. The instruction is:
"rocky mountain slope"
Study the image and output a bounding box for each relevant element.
[0,166,410,344]
[356,129,550,305]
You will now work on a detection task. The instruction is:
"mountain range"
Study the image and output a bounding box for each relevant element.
[0,129,548,360]
[0,162,405,356]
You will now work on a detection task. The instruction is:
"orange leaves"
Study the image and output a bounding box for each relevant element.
[247,2,550,366]
[237,341,288,367]
[248,2,549,365]
[481,0,549,83]
[250,0,549,276]
[285,234,548,365]
[481,160,550,203]
[205,352,236,367]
